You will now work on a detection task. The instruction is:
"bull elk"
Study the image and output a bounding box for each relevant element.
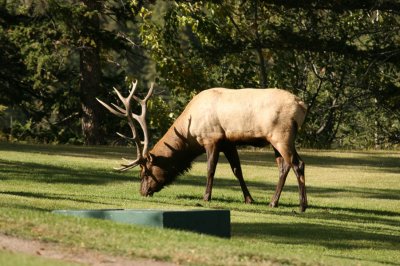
[97,81,308,212]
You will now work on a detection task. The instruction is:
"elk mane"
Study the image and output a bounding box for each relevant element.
[155,124,203,185]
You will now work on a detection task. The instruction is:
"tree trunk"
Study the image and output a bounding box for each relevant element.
[79,0,105,145]
[253,0,268,88]
[256,46,267,88]
[374,98,380,149]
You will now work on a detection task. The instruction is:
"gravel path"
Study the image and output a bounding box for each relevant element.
[0,234,176,266]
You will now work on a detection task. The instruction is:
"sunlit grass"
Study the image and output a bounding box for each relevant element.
[0,142,399,265]
[0,250,80,266]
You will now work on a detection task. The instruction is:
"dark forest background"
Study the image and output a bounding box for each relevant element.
[1,0,399,149]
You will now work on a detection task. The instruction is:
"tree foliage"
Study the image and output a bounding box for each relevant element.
[139,1,400,148]
[0,0,153,144]
[0,0,399,148]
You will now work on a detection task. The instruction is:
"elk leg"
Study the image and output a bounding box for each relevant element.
[269,148,291,208]
[292,150,308,212]
[203,144,220,201]
[223,144,254,204]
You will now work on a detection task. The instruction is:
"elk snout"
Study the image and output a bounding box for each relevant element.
[140,177,161,197]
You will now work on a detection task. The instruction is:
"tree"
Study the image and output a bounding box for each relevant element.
[78,0,105,144]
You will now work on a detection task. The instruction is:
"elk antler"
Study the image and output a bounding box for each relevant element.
[96,80,154,171]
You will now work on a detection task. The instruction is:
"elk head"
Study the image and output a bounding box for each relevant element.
[96,81,163,196]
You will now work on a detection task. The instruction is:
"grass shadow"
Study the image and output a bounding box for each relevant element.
[0,159,132,185]
[232,221,400,252]
[1,143,399,172]
[0,142,130,160]
[171,173,400,202]
[0,191,113,206]
[201,148,400,173]
[302,203,400,226]
[303,154,400,174]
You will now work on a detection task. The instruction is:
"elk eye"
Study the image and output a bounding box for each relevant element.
[144,167,151,176]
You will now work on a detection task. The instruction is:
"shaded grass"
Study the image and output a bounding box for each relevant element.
[0,142,400,265]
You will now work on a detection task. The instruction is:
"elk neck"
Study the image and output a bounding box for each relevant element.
[148,122,204,185]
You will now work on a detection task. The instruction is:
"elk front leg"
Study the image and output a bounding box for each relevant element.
[269,148,291,208]
[203,144,220,201]
[223,144,254,204]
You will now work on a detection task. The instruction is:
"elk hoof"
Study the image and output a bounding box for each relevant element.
[299,204,307,212]
[244,197,254,204]
[269,202,278,208]
[203,194,211,201]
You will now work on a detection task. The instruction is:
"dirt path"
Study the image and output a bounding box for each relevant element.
[0,234,176,266]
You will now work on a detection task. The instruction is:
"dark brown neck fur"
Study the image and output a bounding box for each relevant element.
[149,125,204,186]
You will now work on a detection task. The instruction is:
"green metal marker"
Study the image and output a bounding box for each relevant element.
[53,209,230,238]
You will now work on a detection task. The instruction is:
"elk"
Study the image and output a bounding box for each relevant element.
[97,81,308,212]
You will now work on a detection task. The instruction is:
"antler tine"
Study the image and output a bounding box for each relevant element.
[144,82,154,102]
[113,159,141,171]
[96,98,125,118]
[116,132,134,141]
[113,87,129,109]
[113,157,142,171]
[129,80,139,95]
[115,132,141,161]
[141,86,153,156]
[111,103,126,114]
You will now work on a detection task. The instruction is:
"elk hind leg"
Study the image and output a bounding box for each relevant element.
[223,144,254,204]
[273,142,308,212]
[269,147,291,208]
[292,150,307,212]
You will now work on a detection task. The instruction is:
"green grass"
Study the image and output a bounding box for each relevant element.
[0,142,399,265]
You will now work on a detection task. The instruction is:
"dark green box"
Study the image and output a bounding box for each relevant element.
[52,209,230,238]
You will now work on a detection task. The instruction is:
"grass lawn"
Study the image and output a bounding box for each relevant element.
[0,142,399,265]
[0,250,80,266]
